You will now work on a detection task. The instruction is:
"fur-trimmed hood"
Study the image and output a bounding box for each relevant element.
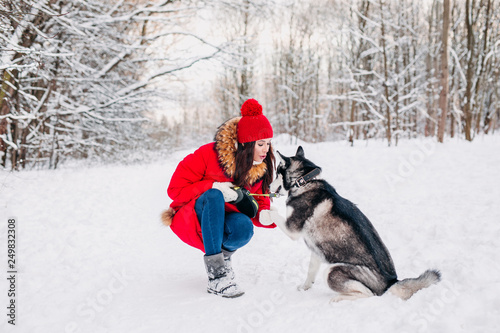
[214,117,268,186]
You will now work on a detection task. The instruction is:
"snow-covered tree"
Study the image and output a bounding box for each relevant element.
[2,0,499,170]
[0,0,225,169]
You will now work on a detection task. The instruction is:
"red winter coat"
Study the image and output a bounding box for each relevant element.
[167,117,276,252]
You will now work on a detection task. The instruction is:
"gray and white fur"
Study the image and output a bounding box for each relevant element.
[271,146,440,302]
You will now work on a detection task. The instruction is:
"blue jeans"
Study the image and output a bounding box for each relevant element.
[195,189,254,256]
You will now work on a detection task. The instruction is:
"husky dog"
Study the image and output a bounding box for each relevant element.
[271,146,440,302]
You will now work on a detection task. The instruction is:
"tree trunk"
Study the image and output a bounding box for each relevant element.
[349,101,356,146]
[239,0,251,103]
[1,1,47,168]
[463,0,475,141]
[425,0,438,137]
[437,0,450,143]
[474,0,492,135]
[380,0,392,146]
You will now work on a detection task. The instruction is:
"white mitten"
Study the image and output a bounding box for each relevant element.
[212,182,238,202]
[259,206,285,226]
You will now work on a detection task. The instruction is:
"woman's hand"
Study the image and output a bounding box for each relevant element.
[212,182,239,202]
[259,206,285,226]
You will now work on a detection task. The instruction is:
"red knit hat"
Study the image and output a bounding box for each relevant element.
[237,99,273,143]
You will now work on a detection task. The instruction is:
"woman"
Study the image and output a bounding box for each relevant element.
[162,99,284,298]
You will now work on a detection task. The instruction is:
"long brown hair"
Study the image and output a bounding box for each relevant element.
[233,141,275,193]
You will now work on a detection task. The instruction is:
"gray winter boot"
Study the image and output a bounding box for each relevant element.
[222,248,236,280]
[204,253,244,298]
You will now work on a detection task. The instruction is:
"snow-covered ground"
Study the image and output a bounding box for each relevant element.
[1,135,499,333]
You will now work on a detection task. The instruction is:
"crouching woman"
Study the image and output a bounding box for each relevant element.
[162,99,284,298]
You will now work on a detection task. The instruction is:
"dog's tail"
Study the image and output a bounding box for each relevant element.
[387,269,441,300]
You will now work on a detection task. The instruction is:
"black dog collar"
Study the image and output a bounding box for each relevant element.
[292,168,321,188]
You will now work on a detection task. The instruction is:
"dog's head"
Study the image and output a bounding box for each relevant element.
[270,146,321,195]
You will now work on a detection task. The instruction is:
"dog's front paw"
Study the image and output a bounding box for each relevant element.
[297,282,313,291]
[329,295,343,303]
[259,207,285,226]
[259,209,273,226]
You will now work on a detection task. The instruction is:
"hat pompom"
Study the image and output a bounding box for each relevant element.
[241,99,262,116]
[237,98,273,143]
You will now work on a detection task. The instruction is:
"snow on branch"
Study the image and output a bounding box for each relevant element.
[329,119,383,128]
[114,50,221,97]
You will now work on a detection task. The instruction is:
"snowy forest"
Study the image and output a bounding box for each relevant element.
[1,0,499,170]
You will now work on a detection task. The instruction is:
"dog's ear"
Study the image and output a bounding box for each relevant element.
[296,146,305,158]
[277,151,290,166]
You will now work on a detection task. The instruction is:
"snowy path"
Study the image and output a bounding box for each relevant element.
[1,136,500,333]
